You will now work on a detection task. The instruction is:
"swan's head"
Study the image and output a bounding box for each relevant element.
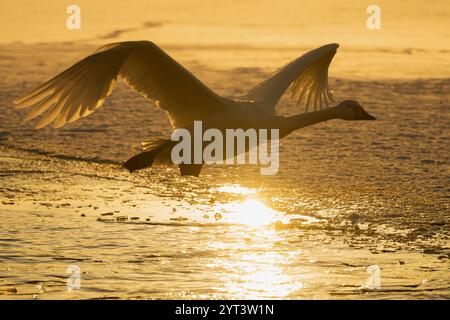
[336,100,376,121]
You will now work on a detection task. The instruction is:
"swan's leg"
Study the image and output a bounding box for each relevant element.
[179,164,203,177]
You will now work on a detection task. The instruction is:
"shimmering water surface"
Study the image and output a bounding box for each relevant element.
[1,150,448,299]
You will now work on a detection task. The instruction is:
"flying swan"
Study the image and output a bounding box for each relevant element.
[14,41,375,176]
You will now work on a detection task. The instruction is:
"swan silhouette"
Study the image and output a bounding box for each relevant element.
[14,41,375,176]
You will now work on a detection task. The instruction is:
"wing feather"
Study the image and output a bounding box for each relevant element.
[14,41,222,128]
[244,43,338,114]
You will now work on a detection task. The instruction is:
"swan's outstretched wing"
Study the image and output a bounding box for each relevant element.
[244,43,338,114]
[14,41,222,128]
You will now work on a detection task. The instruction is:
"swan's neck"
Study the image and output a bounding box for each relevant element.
[279,107,338,137]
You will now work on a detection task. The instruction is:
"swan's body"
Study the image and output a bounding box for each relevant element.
[14,41,375,176]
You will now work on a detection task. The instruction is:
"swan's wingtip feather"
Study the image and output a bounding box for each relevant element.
[322,43,339,54]
[327,43,339,50]
[13,98,31,109]
[13,94,32,106]
[51,121,66,129]
[34,122,47,130]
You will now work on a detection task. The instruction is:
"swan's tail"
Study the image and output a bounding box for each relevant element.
[122,138,203,177]
[123,138,173,173]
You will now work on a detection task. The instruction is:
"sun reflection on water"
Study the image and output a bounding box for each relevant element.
[207,184,306,298]
[214,185,257,195]
[212,184,289,227]
[207,219,305,299]
[216,198,289,226]
[220,251,305,299]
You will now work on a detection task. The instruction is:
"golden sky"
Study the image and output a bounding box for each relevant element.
[0,0,448,49]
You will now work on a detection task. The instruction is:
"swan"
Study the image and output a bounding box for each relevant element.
[14,41,375,176]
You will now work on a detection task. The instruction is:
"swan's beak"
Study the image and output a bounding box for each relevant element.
[363,112,376,120]
[360,109,376,120]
